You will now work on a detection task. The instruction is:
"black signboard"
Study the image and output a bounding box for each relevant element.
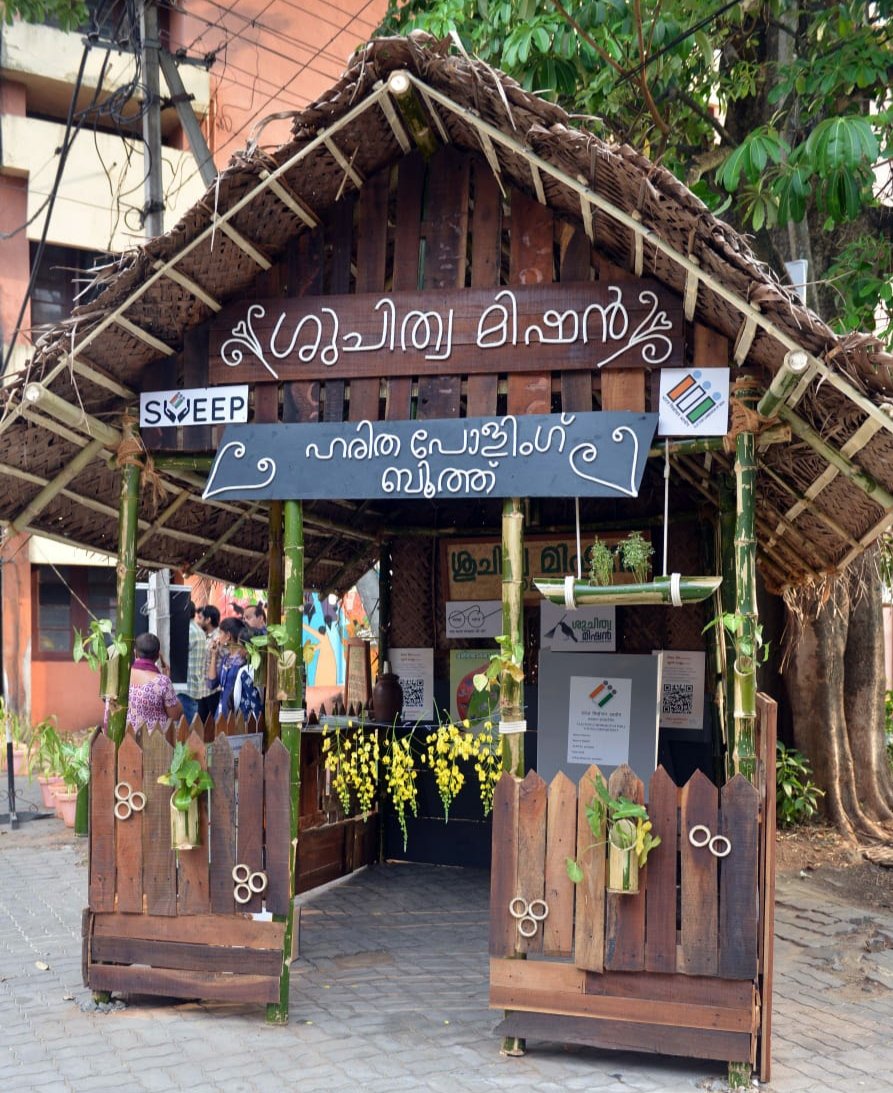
[202,412,659,502]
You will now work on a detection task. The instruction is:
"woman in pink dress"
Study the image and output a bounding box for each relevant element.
[126,632,182,732]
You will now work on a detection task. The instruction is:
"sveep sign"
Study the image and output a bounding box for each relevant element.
[140,385,249,428]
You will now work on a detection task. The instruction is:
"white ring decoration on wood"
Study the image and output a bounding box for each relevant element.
[113,781,146,821]
[509,896,550,938]
[232,863,268,902]
[279,708,305,724]
[688,824,732,857]
[564,574,577,609]
[670,572,682,607]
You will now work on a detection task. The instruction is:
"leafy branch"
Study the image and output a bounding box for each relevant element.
[73,618,126,672]
[472,632,524,694]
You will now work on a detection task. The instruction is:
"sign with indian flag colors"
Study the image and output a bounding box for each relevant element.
[658,367,730,437]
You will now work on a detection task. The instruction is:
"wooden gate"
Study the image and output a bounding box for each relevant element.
[489,695,777,1077]
[83,727,292,1005]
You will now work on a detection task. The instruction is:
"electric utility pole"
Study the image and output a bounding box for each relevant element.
[139,0,164,238]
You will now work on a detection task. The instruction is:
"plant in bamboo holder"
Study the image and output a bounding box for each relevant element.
[73,618,127,699]
[157,742,214,850]
[588,536,616,587]
[566,772,661,895]
[618,530,654,585]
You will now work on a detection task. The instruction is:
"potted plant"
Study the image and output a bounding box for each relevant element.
[56,739,90,828]
[618,530,654,585]
[588,536,616,587]
[157,742,214,849]
[0,698,30,776]
[566,772,661,894]
[28,718,65,810]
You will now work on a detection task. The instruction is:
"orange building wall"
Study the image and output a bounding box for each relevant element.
[167,0,388,159]
[0,79,30,351]
[31,660,106,733]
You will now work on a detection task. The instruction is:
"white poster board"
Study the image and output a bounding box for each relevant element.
[446,600,502,638]
[540,602,616,652]
[389,647,434,721]
[658,368,730,436]
[658,650,706,731]
[567,674,632,766]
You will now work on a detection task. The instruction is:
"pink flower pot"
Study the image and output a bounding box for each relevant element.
[11,745,29,777]
[38,775,65,811]
[55,789,78,828]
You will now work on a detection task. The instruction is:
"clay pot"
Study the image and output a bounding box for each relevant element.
[55,789,79,828]
[372,667,403,725]
[10,744,29,777]
[37,775,65,811]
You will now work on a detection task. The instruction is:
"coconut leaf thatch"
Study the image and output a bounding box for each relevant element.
[1,33,892,593]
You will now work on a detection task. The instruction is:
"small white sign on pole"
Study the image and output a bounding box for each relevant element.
[658,368,730,436]
[446,600,503,638]
[140,385,249,428]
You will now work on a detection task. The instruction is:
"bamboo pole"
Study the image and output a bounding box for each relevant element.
[756,349,812,418]
[107,423,142,746]
[733,382,759,784]
[718,473,736,778]
[387,72,440,158]
[500,498,524,777]
[265,500,283,747]
[268,499,303,1025]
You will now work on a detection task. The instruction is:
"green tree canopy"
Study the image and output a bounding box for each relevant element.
[380,0,893,348]
[1,0,87,31]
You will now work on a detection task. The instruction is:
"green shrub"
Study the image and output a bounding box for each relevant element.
[776,742,824,826]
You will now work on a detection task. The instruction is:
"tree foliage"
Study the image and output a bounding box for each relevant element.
[1,0,87,31]
[379,0,893,346]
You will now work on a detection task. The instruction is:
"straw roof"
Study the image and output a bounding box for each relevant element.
[1,32,892,594]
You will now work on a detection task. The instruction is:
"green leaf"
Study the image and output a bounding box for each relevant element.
[566,857,584,884]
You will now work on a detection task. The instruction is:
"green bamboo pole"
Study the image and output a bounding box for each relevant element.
[265,501,283,747]
[500,498,524,777]
[732,383,759,784]
[268,499,304,1025]
[107,427,142,746]
[718,474,737,779]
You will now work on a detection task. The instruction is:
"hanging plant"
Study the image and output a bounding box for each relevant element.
[422,721,476,822]
[381,728,418,850]
[472,719,502,817]
[321,722,379,817]
[618,530,654,585]
[588,536,616,587]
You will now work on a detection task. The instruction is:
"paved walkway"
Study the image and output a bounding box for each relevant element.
[1,812,892,1092]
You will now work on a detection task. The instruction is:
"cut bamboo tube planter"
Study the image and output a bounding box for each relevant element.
[534,575,722,607]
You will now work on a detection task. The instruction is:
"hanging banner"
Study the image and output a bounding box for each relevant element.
[658,368,730,436]
[208,281,683,382]
[202,412,658,503]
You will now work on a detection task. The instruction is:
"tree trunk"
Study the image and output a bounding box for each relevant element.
[784,550,893,842]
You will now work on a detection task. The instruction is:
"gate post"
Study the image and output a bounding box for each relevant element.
[108,418,142,745]
[267,498,304,1024]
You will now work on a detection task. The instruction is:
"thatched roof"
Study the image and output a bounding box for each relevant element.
[1,33,892,593]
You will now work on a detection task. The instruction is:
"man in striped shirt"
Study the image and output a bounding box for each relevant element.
[176,601,213,725]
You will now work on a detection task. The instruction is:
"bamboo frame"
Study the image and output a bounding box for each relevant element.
[733,382,759,784]
[534,574,722,606]
[268,498,303,1025]
[500,498,524,778]
[108,427,142,745]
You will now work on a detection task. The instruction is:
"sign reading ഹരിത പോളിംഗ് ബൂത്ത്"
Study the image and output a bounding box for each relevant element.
[201,411,659,503]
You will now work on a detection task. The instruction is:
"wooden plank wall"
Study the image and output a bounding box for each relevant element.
[489,763,760,979]
[85,730,292,1005]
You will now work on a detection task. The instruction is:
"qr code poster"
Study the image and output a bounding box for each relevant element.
[659,650,706,730]
[388,648,434,721]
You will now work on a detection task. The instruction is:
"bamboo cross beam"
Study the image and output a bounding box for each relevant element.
[761,463,861,550]
[756,350,813,418]
[23,383,121,446]
[11,437,106,533]
[773,404,893,511]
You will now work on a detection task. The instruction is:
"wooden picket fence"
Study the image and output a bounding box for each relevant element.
[83,727,292,1006]
[489,693,777,1076]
